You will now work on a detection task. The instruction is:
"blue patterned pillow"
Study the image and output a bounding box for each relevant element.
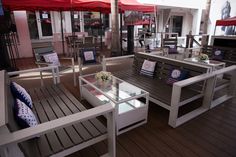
[166,69,188,85]
[14,99,38,128]
[212,49,224,61]
[10,82,33,109]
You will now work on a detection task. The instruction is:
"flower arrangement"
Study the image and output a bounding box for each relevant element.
[95,71,112,82]
[198,53,209,61]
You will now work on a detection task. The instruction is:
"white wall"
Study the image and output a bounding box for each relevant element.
[13,11,33,58]
[209,0,236,35]
[138,0,206,9]
[191,9,202,35]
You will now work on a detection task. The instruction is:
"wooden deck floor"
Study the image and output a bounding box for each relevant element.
[66,99,236,157]
[14,57,236,157]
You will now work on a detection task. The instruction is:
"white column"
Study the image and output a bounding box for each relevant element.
[80,12,84,32]
[191,8,202,35]
[64,11,72,33]
[13,11,33,58]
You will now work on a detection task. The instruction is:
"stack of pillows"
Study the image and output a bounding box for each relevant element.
[10,82,38,129]
[140,59,188,85]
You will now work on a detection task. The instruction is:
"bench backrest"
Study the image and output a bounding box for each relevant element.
[202,45,236,66]
[34,47,54,62]
[133,52,210,80]
[0,71,21,133]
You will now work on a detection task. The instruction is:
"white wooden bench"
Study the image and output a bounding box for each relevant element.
[102,52,236,128]
[0,66,116,157]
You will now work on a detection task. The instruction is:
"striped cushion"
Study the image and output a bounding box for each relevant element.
[140,60,156,77]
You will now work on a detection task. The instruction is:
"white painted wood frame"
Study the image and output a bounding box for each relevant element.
[102,53,236,128]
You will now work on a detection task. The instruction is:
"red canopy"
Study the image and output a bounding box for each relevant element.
[2,0,154,12]
[216,16,236,26]
[120,0,154,12]
[2,0,72,11]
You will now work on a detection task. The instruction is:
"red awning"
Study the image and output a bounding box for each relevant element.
[2,0,154,12]
[2,0,72,11]
[120,0,154,12]
[216,16,236,26]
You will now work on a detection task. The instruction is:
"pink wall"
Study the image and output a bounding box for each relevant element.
[14,11,33,58]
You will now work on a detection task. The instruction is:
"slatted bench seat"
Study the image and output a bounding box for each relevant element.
[0,67,116,157]
[102,52,236,128]
[114,69,201,106]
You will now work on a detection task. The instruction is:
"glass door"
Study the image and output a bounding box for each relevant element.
[36,11,53,39]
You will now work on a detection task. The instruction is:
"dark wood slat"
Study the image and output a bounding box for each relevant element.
[28,90,56,157]
[42,86,93,141]
[40,87,83,145]
[35,88,74,149]
[152,105,231,157]
[92,141,108,156]
[114,69,200,106]
[117,134,149,157]
[20,139,41,157]
[182,118,236,155]
[79,147,99,157]
[125,128,177,157]
[33,98,63,155]
[38,89,92,141]
[143,125,198,157]
[46,86,101,138]
[148,106,216,157]
[56,85,107,134]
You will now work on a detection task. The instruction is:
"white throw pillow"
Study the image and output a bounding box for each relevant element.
[43,52,61,66]
[84,51,95,61]
[140,60,156,77]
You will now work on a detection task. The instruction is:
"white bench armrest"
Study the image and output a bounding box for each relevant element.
[0,103,114,147]
[102,55,134,71]
[7,66,60,85]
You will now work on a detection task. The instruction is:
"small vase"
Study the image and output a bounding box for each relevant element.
[97,79,110,89]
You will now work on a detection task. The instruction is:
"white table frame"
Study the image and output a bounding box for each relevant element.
[184,57,226,72]
[79,73,149,135]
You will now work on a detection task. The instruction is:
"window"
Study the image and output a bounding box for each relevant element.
[84,11,109,36]
[166,15,183,36]
[71,11,80,32]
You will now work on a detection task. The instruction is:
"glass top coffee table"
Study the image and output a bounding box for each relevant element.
[79,73,149,135]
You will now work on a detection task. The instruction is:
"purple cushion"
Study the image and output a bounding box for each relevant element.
[166,68,188,85]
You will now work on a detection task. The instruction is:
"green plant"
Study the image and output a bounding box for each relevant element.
[95,71,112,81]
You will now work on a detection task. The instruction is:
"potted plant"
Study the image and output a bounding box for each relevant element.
[198,53,209,62]
[95,71,112,88]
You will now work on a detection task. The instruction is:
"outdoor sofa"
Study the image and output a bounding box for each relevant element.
[102,52,236,127]
[0,66,116,157]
